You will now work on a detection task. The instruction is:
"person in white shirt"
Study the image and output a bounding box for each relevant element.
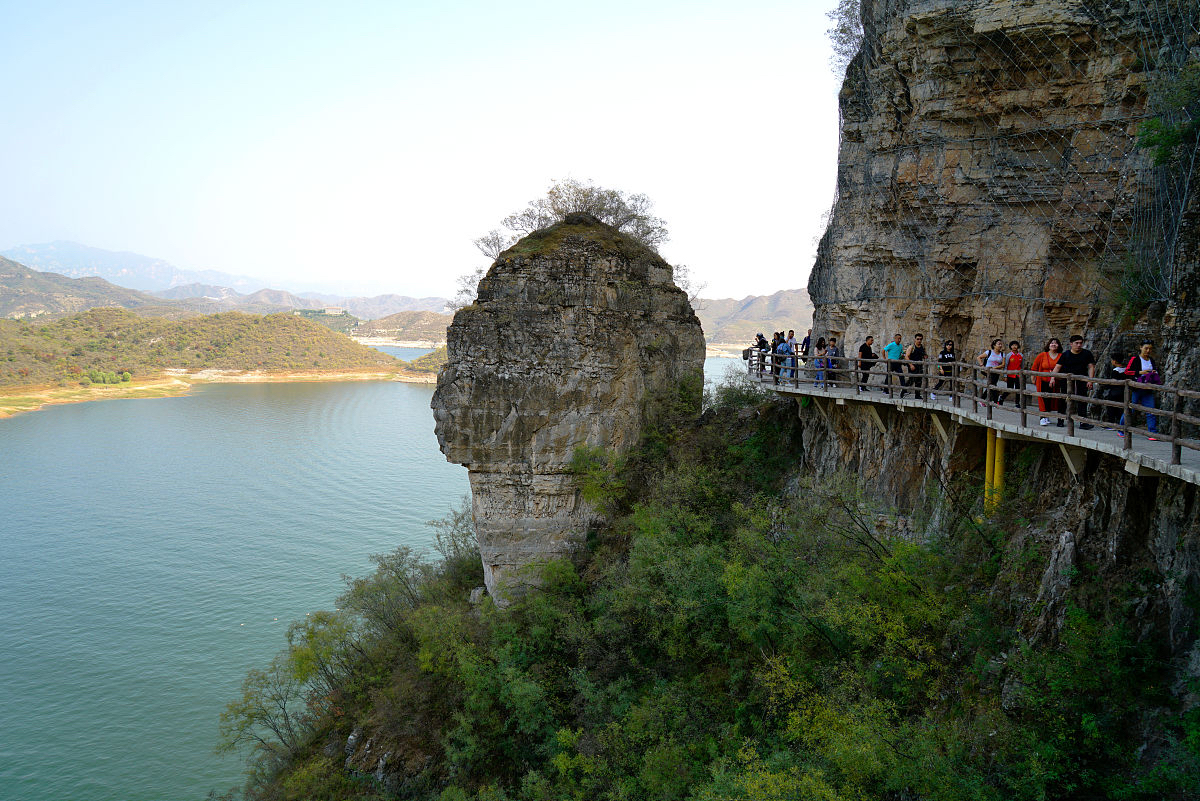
[976,338,1006,406]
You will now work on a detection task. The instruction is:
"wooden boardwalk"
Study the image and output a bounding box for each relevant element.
[748,360,1200,488]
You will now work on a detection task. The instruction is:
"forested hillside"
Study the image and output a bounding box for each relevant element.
[0,308,398,388]
[215,380,1200,801]
[355,310,451,341]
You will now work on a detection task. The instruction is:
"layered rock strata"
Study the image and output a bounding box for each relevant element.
[809,0,1192,355]
[432,213,704,601]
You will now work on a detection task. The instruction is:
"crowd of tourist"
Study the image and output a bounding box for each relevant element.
[748,329,1165,441]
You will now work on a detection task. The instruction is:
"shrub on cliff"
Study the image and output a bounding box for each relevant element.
[219,401,1199,801]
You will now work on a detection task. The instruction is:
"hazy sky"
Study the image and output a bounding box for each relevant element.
[1,1,843,299]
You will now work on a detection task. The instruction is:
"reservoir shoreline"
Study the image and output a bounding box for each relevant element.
[0,366,436,420]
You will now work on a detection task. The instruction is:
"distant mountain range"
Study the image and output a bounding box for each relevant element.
[0,257,184,319]
[0,242,449,319]
[694,288,814,344]
[1,242,811,341]
[0,241,262,292]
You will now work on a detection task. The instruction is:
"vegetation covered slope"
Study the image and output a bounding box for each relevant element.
[355,311,451,341]
[0,308,398,387]
[408,345,448,373]
[215,379,1199,801]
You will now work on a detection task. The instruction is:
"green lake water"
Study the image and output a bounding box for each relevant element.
[0,352,739,800]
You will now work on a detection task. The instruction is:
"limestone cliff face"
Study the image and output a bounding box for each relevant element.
[790,398,1200,666]
[431,213,704,600]
[809,0,1188,353]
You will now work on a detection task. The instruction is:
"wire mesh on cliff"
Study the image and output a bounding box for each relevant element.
[816,0,1199,316]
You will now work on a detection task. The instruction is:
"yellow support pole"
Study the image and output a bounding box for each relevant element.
[992,434,1006,515]
[984,428,996,512]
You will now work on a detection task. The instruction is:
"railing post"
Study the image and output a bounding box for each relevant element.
[1066,380,1075,437]
[1017,369,1025,428]
[1122,380,1132,450]
[986,368,994,421]
[1171,387,1181,465]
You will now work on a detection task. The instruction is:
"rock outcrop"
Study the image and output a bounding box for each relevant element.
[432,213,704,601]
[809,0,1196,361]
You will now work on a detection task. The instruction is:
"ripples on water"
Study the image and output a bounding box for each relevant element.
[0,379,468,801]
[0,355,737,801]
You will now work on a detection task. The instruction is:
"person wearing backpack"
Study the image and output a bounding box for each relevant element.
[976,338,1006,407]
[1121,340,1161,439]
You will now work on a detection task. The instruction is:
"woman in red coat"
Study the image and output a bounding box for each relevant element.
[1030,338,1063,425]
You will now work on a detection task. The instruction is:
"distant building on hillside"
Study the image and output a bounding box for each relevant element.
[322,307,346,315]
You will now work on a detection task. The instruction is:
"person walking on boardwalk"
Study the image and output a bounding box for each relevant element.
[800,328,812,362]
[932,339,955,400]
[826,337,842,387]
[1031,338,1063,425]
[977,338,1006,406]
[857,335,877,394]
[883,333,904,396]
[902,333,927,399]
[1053,335,1096,430]
[997,340,1023,406]
[1121,340,1162,440]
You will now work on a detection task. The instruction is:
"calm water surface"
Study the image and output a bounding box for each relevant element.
[0,354,737,801]
[0,378,468,801]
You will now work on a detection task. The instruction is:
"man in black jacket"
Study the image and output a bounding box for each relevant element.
[857,336,876,394]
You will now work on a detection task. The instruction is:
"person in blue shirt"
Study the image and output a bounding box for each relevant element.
[882,334,904,396]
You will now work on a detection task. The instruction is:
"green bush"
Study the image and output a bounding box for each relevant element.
[221,400,1196,800]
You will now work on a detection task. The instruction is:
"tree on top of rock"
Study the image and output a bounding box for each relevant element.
[473,179,669,260]
[456,180,680,309]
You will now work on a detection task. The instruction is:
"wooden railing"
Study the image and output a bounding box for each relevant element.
[746,350,1200,466]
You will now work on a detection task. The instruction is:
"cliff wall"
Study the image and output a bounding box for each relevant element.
[791,400,1199,669]
[432,213,704,601]
[810,0,1197,370]
[803,0,1200,683]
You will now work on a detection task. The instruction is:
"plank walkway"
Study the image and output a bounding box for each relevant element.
[748,364,1200,488]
